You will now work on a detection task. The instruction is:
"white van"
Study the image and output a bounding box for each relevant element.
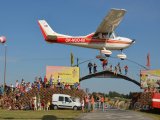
[52,94,82,110]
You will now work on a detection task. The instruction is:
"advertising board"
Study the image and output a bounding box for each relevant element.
[46,66,79,85]
[140,70,160,89]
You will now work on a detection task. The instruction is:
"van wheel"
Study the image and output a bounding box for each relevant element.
[73,106,78,110]
[53,105,58,110]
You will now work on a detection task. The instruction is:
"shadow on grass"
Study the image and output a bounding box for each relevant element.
[0,115,57,120]
[42,115,74,120]
[42,115,57,120]
[1,117,14,119]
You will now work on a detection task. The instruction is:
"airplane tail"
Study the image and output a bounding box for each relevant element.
[38,20,58,41]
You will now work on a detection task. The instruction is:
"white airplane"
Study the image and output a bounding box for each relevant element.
[38,9,135,60]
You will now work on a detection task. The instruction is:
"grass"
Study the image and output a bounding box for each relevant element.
[136,110,160,120]
[0,109,82,120]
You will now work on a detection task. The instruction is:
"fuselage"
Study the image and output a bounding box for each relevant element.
[38,20,134,51]
[46,35,134,50]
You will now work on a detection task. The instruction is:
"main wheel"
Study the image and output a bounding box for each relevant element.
[53,105,58,110]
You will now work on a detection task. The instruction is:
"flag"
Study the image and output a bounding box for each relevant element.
[70,52,74,66]
[146,53,150,68]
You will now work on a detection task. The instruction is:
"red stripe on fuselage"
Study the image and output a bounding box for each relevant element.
[53,37,131,44]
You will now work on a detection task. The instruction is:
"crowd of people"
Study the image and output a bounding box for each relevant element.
[0,75,81,110]
[88,60,128,76]
[0,75,80,96]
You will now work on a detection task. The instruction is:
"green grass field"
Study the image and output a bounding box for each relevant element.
[0,109,81,120]
[136,110,160,120]
[140,113,160,120]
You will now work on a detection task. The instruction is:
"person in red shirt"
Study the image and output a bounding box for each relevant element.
[41,100,45,110]
[91,95,95,112]
[85,95,89,112]
[124,65,128,75]
[44,76,48,88]
[102,59,108,70]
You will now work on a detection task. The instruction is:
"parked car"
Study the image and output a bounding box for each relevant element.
[51,94,81,110]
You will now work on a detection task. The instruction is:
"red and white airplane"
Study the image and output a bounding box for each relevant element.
[38,9,135,60]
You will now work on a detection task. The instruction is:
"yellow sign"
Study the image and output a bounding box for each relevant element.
[46,66,79,85]
[140,69,160,89]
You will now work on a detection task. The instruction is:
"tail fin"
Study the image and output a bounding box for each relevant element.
[38,20,57,41]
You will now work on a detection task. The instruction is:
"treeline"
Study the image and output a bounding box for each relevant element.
[92,91,132,99]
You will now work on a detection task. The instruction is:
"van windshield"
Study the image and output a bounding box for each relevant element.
[70,97,75,102]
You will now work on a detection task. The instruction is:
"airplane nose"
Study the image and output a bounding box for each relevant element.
[132,39,136,44]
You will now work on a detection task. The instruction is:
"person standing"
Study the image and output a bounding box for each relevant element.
[0,85,4,95]
[10,84,14,92]
[37,81,41,91]
[88,62,93,74]
[109,65,112,71]
[124,65,128,75]
[57,76,61,87]
[102,59,108,70]
[46,101,50,111]
[96,96,101,109]
[33,96,37,110]
[15,80,19,89]
[85,95,89,112]
[41,100,45,111]
[100,96,104,112]
[91,95,95,112]
[49,74,54,87]
[39,76,43,83]
[81,97,85,112]
[117,62,122,74]
[93,63,97,73]
[114,66,118,75]
[44,76,48,88]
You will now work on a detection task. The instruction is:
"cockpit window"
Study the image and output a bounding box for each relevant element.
[109,33,114,38]
[93,31,118,39]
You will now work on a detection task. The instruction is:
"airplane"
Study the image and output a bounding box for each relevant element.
[38,8,135,60]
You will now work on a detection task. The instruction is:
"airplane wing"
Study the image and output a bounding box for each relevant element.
[93,9,126,38]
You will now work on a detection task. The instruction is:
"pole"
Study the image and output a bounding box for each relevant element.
[77,58,79,67]
[3,45,7,93]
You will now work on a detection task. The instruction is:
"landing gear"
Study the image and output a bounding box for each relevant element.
[105,54,110,57]
[96,48,111,61]
[96,54,106,61]
[117,50,127,60]
[100,47,112,57]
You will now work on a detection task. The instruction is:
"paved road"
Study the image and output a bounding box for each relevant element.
[76,109,153,120]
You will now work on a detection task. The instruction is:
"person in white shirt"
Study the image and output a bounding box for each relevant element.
[15,80,19,89]
[10,84,14,92]
[57,76,61,86]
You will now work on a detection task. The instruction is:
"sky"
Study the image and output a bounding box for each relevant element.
[0,0,160,94]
